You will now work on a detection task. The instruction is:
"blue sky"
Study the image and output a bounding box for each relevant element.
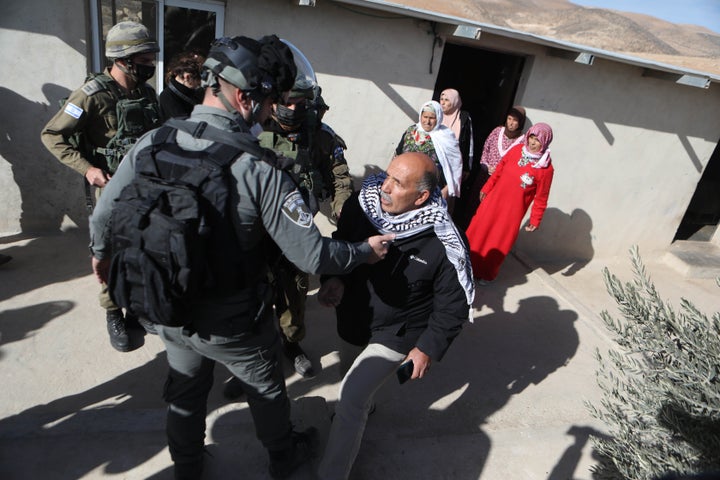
[570,0,720,33]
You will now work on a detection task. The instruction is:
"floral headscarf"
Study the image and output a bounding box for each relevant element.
[413,100,463,197]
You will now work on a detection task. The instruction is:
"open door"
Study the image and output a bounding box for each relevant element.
[433,43,525,166]
[674,140,720,241]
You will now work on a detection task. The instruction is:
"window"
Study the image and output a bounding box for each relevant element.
[90,0,224,91]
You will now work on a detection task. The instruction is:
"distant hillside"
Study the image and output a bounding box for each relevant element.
[393,0,720,76]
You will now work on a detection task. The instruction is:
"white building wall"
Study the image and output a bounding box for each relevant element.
[1,0,718,262]
[513,53,720,260]
[225,0,442,178]
[1,0,89,234]
[224,0,720,260]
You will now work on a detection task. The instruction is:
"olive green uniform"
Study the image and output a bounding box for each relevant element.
[41,69,160,176]
[41,69,160,311]
[259,122,353,343]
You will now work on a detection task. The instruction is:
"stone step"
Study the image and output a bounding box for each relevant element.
[663,240,720,278]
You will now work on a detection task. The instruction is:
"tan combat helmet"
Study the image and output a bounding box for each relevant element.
[105,21,159,59]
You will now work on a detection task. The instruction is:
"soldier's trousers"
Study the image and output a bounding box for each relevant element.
[156,316,293,469]
[95,186,120,313]
[272,257,308,343]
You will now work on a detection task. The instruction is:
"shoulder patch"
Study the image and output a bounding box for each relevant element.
[332,145,346,162]
[281,190,314,228]
[63,102,84,119]
[81,78,106,96]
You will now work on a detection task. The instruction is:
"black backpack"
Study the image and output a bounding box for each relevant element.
[107,119,275,327]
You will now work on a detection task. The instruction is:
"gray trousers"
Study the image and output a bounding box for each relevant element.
[318,343,406,480]
[157,318,293,469]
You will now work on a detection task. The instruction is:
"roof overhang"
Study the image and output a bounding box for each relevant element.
[330,0,719,88]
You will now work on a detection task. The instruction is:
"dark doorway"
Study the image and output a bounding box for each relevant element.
[674,141,720,241]
[163,5,217,88]
[433,43,525,167]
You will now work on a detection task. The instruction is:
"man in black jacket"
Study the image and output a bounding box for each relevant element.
[316,152,475,480]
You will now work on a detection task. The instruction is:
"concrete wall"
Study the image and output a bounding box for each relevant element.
[224,0,442,178]
[511,43,720,261]
[2,0,719,264]
[222,0,720,261]
[1,0,90,235]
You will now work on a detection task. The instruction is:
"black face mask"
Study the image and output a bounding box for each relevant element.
[275,103,307,130]
[131,63,156,84]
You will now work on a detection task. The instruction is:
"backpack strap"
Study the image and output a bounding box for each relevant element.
[165,118,294,170]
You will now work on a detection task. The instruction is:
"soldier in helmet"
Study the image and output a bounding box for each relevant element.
[88,34,392,479]
[258,61,353,380]
[41,20,161,352]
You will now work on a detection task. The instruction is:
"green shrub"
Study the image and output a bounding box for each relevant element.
[589,246,720,479]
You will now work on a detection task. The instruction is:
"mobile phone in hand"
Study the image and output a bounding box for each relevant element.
[396,360,414,384]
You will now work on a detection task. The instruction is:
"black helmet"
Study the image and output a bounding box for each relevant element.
[202,35,296,102]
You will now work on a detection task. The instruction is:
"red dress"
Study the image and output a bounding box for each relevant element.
[465,144,554,281]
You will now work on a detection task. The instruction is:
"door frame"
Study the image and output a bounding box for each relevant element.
[157,0,225,93]
[88,0,225,92]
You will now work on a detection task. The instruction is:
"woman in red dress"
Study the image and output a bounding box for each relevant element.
[465,122,555,283]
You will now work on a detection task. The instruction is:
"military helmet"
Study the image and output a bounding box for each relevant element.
[203,35,296,102]
[280,39,317,101]
[105,21,159,59]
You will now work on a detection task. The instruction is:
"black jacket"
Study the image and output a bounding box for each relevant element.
[158,78,203,122]
[327,192,468,361]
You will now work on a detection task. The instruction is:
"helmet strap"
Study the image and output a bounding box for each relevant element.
[215,88,254,129]
[115,59,132,77]
[250,99,264,125]
[216,89,240,116]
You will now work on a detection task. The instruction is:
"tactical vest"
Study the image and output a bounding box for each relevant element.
[86,73,161,173]
[108,121,272,326]
[259,128,329,215]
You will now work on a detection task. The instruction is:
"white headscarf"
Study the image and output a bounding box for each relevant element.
[416,100,463,197]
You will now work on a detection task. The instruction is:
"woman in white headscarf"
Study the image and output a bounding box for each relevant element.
[395,100,463,203]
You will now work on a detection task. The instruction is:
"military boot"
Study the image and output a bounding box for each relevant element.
[106,309,130,352]
[268,427,318,479]
[284,341,314,378]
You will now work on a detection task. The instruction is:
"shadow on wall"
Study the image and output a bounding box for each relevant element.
[0,2,86,58]
[515,207,595,276]
[0,85,89,234]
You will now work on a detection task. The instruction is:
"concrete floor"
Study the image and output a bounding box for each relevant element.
[0,227,718,479]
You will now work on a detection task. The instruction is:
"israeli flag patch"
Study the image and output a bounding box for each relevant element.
[63,102,83,119]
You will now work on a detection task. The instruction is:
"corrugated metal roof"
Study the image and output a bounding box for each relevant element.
[331,0,719,86]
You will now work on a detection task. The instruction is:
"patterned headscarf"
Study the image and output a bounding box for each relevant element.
[358,173,475,314]
[523,122,554,168]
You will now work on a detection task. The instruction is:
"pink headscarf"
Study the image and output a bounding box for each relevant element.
[524,122,554,168]
[440,89,462,139]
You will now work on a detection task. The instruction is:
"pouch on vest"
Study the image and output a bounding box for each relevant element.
[107,125,247,327]
[102,95,160,173]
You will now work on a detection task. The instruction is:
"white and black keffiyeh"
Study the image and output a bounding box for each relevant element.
[359,173,475,316]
